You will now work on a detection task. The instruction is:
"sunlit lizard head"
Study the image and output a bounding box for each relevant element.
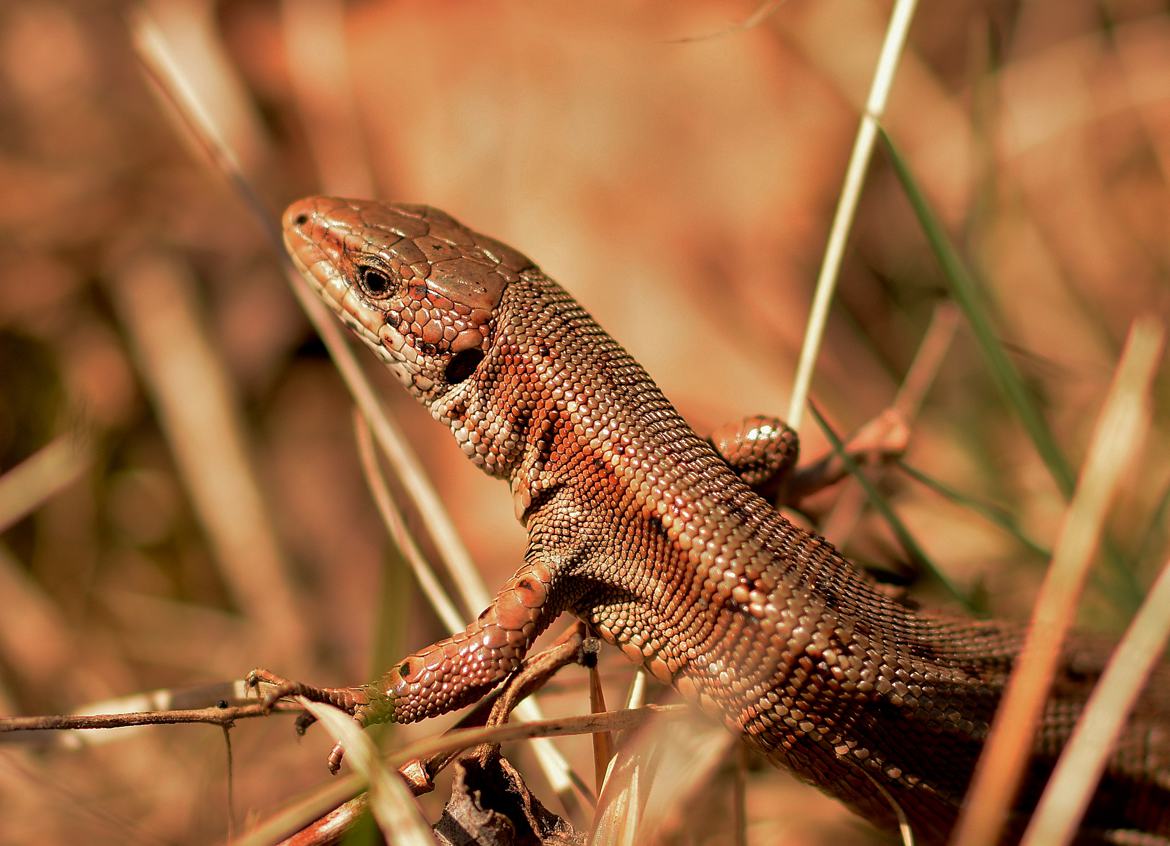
[282,197,533,402]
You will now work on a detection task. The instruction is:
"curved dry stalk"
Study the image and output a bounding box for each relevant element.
[131,9,577,804]
[352,412,464,634]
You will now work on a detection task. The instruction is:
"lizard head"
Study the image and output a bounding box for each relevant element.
[282,197,534,404]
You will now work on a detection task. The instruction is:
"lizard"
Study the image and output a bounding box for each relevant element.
[256,196,1170,844]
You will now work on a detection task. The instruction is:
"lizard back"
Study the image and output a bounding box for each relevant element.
[482,268,1170,842]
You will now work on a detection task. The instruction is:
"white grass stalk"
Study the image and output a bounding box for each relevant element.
[300,699,433,846]
[787,0,920,430]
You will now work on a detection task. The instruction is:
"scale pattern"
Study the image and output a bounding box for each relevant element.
[282,196,1170,844]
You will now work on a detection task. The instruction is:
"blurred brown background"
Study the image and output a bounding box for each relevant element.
[2,1,1169,843]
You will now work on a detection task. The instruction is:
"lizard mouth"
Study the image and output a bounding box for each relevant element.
[282,203,421,377]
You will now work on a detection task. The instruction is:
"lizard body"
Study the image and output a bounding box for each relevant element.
[276,196,1170,843]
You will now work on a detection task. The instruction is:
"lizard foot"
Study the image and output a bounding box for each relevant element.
[246,668,372,772]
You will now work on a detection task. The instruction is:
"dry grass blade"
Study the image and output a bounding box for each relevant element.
[623,668,649,710]
[856,765,916,846]
[347,320,577,804]
[108,249,307,661]
[356,416,588,813]
[786,0,920,431]
[588,660,615,794]
[591,708,734,845]
[1020,550,1170,845]
[299,699,433,846]
[131,11,277,244]
[353,412,463,634]
[951,317,1164,846]
[134,12,453,599]
[343,360,492,609]
[237,705,685,845]
[0,435,89,533]
[592,747,648,846]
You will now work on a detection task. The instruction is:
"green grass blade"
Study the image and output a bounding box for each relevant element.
[880,128,1144,613]
[879,128,1076,498]
[1135,474,1170,572]
[808,403,976,611]
[897,460,1050,559]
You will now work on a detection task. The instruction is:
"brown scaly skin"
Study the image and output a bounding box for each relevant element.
[274,197,1170,844]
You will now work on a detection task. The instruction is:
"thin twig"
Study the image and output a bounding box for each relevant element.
[223,724,236,841]
[0,701,301,733]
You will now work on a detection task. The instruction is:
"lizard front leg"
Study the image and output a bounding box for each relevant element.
[252,558,563,771]
[368,559,561,724]
[708,415,799,501]
[710,412,907,506]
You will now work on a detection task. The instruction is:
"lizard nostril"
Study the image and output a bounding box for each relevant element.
[293,213,308,226]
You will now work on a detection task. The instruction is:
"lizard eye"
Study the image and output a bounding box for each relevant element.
[358,265,395,300]
[445,348,484,384]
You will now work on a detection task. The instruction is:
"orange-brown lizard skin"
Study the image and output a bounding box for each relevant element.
[271,196,1170,844]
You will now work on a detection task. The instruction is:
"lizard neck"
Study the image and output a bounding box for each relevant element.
[452,271,724,525]
[432,271,899,623]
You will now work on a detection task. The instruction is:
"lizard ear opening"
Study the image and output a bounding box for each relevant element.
[445,348,484,384]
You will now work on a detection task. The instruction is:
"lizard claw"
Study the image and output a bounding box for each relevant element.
[246,668,372,772]
[246,668,369,714]
[246,667,314,712]
[327,742,346,774]
[324,702,375,774]
[294,711,318,735]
